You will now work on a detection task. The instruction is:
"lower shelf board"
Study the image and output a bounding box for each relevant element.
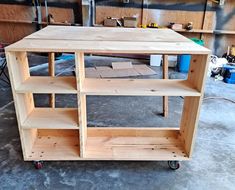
[85,136,189,160]
[25,129,80,160]
[24,128,189,161]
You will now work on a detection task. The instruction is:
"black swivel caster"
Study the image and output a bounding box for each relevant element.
[168,161,180,170]
[34,161,43,169]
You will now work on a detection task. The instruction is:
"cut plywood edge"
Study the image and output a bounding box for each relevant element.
[85,64,156,78]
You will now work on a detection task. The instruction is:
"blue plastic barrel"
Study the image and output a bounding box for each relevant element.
[178,55,191,73]
[177,38,205,73]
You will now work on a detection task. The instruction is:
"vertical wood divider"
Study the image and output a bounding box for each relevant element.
[163,55,169,117]
[180,54,210,157]
[48,52,55,108]
[75,52,87,157]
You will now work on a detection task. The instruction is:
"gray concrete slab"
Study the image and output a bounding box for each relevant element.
[0,55,235,190]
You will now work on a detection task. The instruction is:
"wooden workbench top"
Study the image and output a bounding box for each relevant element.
[6,26,210,54]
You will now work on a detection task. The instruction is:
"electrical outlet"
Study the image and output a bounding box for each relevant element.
[123,0,129,3]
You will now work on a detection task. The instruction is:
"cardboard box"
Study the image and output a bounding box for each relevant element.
[170,23,183,30]
[104,18,117,27]
[123,17,137,28]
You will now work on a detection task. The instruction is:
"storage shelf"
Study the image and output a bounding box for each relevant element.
[15,76,77,94]
[22,108,78,129]
[82,79,201,96]
[174,29,213,34]
[174,28,235,35]
[85,128,188,160]
[7,27,209,162]
[25,129,80,160]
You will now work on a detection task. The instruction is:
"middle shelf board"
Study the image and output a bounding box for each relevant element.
[15,76,77,94]
[22,108,79,129]
[82,79,201,96]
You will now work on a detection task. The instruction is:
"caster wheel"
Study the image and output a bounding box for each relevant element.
[34,161,43,169]
[168,161,180,170]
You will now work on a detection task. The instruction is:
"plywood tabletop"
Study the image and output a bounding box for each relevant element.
[6,26,211,54]
[25,26,191,42]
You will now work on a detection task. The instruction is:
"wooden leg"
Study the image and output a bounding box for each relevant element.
[48,52,55,108]
[75,52,87,157]
[180,54,210,156]
[163,55,168,117]
[6,52,36,159]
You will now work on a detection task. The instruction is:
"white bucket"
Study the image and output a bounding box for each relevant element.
[150,55,162,66]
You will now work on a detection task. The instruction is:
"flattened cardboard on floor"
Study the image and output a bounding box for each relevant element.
[85,65,156,78]
[86,67,100,78]
[112,62,133,70]
[133,65,156,75]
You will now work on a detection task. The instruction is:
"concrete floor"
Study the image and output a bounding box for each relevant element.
[0,55,235,190]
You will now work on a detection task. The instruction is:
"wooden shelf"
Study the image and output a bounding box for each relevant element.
[174,29,235,35]
[174,29,213,34]
[0,19,75,26]
[25,129,80,160]
[82,79,201,96]
[85,128,188,160]
[214,30,235,35]
[22,108,78,129]
[15,76,77,94]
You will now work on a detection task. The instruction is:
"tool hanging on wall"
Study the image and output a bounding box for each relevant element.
[147,23,159,28]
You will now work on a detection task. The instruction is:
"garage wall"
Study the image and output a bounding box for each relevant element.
[0,0,82,44]
[95,0,235,56]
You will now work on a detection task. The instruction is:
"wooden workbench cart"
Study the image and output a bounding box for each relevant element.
[5,26,210,169]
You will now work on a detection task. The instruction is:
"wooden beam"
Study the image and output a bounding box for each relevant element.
[163,55,169,117]
[48,52,55,108]
[75,52,87,158]
[180,54,210,157]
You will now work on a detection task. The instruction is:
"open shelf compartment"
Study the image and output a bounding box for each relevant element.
[84,128,189,160]
[6,51,77,94]
[15,76,77,94]
[22,108,79,129]
[23,129,80,160]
